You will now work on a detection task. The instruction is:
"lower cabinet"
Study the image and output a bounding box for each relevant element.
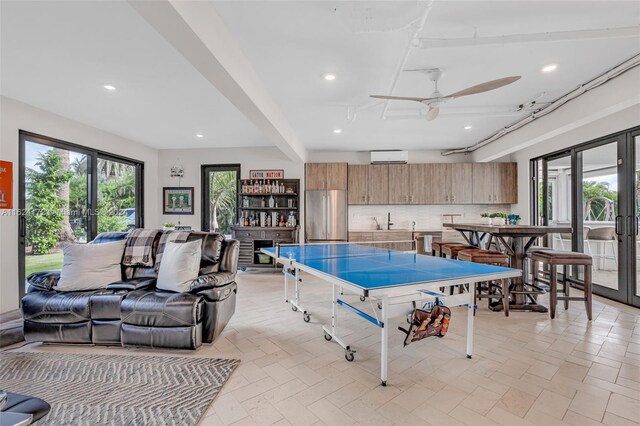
[348,231,413,251]
[233,227,299,270]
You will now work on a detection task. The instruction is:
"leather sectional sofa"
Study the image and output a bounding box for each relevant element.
[21,230,239,350]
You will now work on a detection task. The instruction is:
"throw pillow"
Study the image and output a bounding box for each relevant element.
[56,240,126,291]
[156,240,202,292]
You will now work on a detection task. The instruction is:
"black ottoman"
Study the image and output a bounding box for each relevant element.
[1,392,51,422]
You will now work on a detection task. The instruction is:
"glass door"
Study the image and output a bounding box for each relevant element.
[19,135,92,299]
[629,133,640,306]
[577,139,622,301]
[96,156,142,233]
[202,164,240,236]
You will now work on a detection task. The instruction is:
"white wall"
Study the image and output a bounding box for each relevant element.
[157,147,304,230]
[308,150,469,164]
[0,96,160,313]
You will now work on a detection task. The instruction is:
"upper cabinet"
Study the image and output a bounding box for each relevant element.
[347,164,368,204]
[388,164,409,204]
[341,162,517,205]
[305,163,348,191]
[472,163,517,204]
[368,165,389,205]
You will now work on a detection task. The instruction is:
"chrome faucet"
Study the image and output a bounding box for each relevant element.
[387,212,394,230]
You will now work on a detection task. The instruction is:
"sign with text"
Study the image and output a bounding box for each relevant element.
[249,170,284,180]
[0,160,13,209]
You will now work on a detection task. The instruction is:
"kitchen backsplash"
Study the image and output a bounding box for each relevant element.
[349,204,512,230]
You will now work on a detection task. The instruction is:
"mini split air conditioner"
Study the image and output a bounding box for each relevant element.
[370,150,408,164]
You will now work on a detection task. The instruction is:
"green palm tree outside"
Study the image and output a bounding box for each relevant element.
[209,171,237,235]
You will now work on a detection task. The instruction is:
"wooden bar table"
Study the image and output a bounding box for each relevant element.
[444,223,571,312]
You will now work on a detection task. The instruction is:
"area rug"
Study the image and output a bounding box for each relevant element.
[0,351,239,425]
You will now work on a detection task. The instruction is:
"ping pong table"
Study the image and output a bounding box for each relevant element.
[262,243,521,386]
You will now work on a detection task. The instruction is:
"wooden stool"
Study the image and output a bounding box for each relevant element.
[458,249,510,316]
[441,244,475,259]
[432,242,467,258]
[528,249,592,320]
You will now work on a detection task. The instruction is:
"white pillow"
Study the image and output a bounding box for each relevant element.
[56,240,126,291]
[157,240,202,293]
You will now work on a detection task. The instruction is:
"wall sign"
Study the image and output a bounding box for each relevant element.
[0,160,13,209]
[249,170,284,180]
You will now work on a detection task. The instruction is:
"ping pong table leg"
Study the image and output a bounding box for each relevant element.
[284,268,288,303]
[380,296,388,386]
[466,283,475,359]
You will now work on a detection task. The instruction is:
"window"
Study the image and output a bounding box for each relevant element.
[18,131,144,298]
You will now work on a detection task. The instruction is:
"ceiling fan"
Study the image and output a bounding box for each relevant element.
[371,69,521,121]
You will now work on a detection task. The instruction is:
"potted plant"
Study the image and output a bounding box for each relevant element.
[491,213,506,226]
[480,213,492,225]
[507,214,521,225]
[163,222,175,231]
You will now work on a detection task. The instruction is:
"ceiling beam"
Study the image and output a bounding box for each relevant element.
[127,0,306,162]
[418,26,640,49]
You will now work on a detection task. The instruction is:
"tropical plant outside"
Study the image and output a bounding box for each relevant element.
[209,171,237,235]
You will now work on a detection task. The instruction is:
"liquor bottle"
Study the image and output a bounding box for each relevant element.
[266,214,272,227]
[241,181,245,193]
[279,215,285,227]
[273,181,278,193]
[265,180,270,193]
[280,182,285,193]
[261,197,266,207]
[253,180,258,193]
[243,212,249,227]
[268,195,275,208]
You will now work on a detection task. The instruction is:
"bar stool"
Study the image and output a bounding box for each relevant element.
[432,242,468,258]
[441,244,476,260]
[458,249,510,316]
[528,249,592,320]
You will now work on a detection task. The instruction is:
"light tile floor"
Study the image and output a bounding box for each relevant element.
[15,269,640,425]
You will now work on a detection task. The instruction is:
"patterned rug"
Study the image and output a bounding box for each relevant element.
[0,351,239,425]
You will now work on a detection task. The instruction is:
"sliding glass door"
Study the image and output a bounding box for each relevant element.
[18,132,144,299]
[533,127,639,307]
[201,164,240,236]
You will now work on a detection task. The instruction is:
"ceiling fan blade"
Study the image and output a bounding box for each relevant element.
[370,95,427,103]
[425,106,440,121]
[447,76,521,99]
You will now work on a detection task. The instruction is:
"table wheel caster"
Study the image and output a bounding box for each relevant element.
[292,305,298,312]
[377,303,382,310]
[381,381,387,387]
[240,267,247,272]
[345,350,355,362]
[303,313,311,323]
[324,332,332,341]
[359,296,366,302]
[466,354,472,359]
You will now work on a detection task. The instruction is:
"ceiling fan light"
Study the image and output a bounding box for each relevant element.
[425,107,439,121]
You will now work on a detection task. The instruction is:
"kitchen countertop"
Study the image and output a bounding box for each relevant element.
[348,228,452,233]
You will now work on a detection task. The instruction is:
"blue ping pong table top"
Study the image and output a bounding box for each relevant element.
[262,244,519,290]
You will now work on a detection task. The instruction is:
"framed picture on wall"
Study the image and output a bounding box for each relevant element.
[163,187,194,215]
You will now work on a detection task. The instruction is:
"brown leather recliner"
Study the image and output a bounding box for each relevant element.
[22,230,238,350]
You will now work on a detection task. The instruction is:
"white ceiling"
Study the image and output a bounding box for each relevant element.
[0,0,268,149]
[1,1,639,154]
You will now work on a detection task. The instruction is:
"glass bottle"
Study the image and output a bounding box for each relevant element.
[268,195,275,208]
[261,197,266,207]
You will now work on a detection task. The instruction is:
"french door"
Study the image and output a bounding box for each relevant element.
[18,132,143,300]
[533,127,639,307]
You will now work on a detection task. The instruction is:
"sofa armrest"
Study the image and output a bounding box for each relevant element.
[26,270,61,292]
[106,277,156,291]
[189,271,236,292]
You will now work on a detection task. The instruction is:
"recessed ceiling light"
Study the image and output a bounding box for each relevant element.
[333,128,342,134]
[542,64,558,73]
[464,125,473,130]
[324,74,337,81]
[196,134,204,138]
[103,84,116,91]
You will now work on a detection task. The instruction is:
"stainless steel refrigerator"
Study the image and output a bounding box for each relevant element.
[305,190,347,242]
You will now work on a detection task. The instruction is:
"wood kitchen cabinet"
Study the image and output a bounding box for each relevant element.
[368,164,389,204]
[426,164,449,204]
[388,164,409,204]
[449,163,473,204]
[472,162,517,204]
[409,163,429,204]
[305,162,347,191]
[348,164,368,204]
